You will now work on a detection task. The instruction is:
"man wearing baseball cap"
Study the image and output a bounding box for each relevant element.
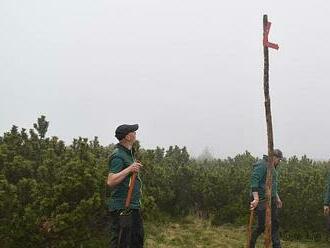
[107,124,144,247]
[249,149,284,248]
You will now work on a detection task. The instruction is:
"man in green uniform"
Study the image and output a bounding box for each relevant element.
[107,124,143,247]
[249,149,284,248]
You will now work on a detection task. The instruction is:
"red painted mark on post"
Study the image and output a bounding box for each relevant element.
[263,22,279,50]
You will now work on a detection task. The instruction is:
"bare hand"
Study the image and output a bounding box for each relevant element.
[276,198,283,209]
[129,162,142,173]
[250,199,259,210]
[324,206,329,216]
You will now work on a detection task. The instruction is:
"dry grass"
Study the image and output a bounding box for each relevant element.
[144,216,329,248]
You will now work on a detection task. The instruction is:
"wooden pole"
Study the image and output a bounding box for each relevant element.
[263,14,275,248]
[247,210,254,248]
[125,173,137,208]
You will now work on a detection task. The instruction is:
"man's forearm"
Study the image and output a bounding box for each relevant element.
[276,193,280,200]
[252,191,259,200]
[107,167,131,188]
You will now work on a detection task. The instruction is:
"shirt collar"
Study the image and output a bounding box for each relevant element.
[116,143,132,155]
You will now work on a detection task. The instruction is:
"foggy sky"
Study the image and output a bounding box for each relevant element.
[1,0,330,159]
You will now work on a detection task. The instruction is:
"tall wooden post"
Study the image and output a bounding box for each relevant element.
[262,14,279,248]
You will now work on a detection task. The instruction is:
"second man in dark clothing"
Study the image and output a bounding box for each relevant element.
[249,149,284,248]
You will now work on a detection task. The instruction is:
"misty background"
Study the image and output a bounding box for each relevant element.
[1,0,329,159]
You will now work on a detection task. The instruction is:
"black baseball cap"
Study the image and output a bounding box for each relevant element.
[115,124,139,140]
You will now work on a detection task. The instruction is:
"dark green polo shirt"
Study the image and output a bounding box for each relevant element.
[107,144,141,210]
[250,156,278,200]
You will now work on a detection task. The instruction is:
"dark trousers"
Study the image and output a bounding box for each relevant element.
[109,209,144,248]
[326,214,330,232]
[250,201,281,248]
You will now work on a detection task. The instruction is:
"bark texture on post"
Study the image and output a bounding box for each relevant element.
[263,14,274,248]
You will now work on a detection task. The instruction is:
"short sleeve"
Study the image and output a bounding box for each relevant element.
[108,157,124,173]
[251,165,266,189]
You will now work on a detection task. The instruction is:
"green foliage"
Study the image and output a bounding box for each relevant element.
[0,117,329,246]
[279,159,328,239]
[0,117,110,247]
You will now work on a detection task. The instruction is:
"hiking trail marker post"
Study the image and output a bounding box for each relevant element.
[263,14,279,248]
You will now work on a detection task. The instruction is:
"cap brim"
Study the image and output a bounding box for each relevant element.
[128,124,139,132]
